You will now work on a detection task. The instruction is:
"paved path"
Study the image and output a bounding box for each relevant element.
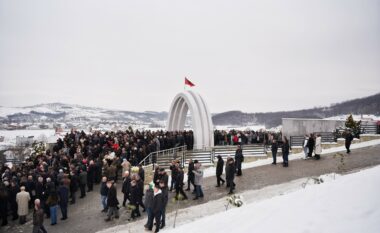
[4,144,380,233]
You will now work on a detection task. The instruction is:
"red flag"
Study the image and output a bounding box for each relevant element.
[185,77,195,87]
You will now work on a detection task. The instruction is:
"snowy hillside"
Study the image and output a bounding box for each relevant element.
[0,103,168,126]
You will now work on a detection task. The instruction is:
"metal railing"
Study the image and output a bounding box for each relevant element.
[139,145,187,168]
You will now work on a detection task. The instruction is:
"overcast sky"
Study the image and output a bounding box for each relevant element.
[0,0,379,113]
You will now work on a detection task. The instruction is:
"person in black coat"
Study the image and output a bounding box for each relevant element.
[215,155,225,187]
[175,167,188,200]
[235,145,244,176]
[152,186,164,233]
[100,177,109,212]
[0,182,9,226]
[158,180,168,230]
[87,161,96,192]
[105,181,119,221]
[186,159,195,191]
[58,183,69,220]
[136,175,146,212]
[226,158,236,194]
[121,171,131,207]
[129,180,141,220]
[345,130,354,154]
[169,161,178,191]
[282,137,290,167]
[9,180,20,220]
[271,139,278,165]
[307,134,315,158]
[69,171,79,204]
[138,165,145,182]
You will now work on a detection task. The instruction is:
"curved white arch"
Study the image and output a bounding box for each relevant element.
[167,90,214,150]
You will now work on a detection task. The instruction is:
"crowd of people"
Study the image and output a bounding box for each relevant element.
[0,128,357,232]
[0,129,194,232]
[214,130,282,146]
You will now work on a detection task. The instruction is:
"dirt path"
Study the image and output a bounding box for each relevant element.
[4,144,380,233]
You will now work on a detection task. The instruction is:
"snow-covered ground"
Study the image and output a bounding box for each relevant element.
[165,165,380,233]
[325,114,380,121]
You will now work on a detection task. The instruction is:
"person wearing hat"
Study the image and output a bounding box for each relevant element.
[16,186,30,224]
[215,155,225,187]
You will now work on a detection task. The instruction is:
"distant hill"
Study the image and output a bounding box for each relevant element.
[1,93,379,128]
[212,93,380,128]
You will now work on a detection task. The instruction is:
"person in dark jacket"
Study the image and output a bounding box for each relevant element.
[307,133,315,158]
[144,184,154,231]
[271,139,278,165]
[138,164,145,182]
[235,145,244,176]
[215,155,225,187]
[100,177,109,212]
[129,180,141,220]
[46,190,59,225]
[0,182,9,226]
[136,175,146,212]
[175,167,188,200]
[186,159,195,191]
[158,180,168,230]
[32,199,47,233]
[345,130,354,154]
[226,158,236,194]
[121,171,131,207]
[87,160,96,192]
[169,161,178,191]
[79,169,87,198]
[58,183,69,220]
[9,180,20,221]
[152,186,164,233]
[105,180,119,221]
[282,137,290,167]
[69,171,79,204]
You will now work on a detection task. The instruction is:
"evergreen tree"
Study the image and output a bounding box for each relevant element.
[345,114,361,137]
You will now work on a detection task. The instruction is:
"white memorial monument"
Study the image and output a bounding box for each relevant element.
[167,90,214,150]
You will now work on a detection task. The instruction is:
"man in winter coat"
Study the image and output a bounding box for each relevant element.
[9,180,20,221]
[79,169,87,198]
[70,171,79,204]
[271,139,278,165]
[282,137,290,167]
[87,160,96,192]
[121,171,131,207]
[105,180,119,221]
[175,167,188,200]
[226,158,236,194]
[158,180,168,230]
[58,182,69,220]
[307,134,315,158]
[129,180,141,220]
[16,186,31,224]
[32,199,47,233]
[235,145,244,176]
[0,182,9,226]
[314,134,322,160]
[100,177,109,212]
[186,159,195,191]
[345,130,354,154]
[215,155,225,187]
[192,162,204,200]
[152,186,164,233]
[144,184,154,231]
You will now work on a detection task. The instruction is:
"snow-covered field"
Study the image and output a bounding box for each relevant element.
[165,165,380,233]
